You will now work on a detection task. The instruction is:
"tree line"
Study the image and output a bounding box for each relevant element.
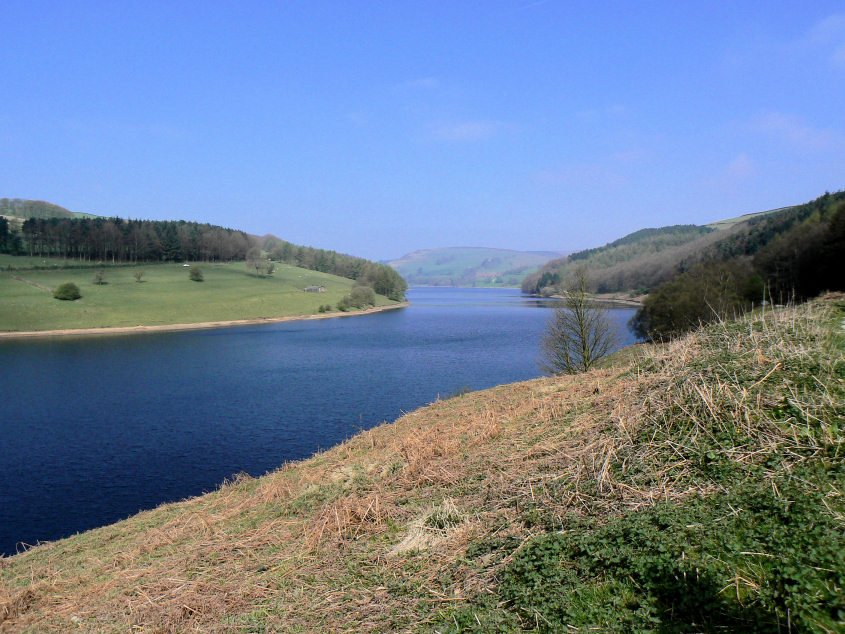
[260,236,406,300]
[631,191,845,340]
[522,225,714,295]
[6,217,252,263]
[524,192,845,298]
[0,215,407,301]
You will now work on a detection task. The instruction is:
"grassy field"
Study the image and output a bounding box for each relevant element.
[1,296,841,631]
[705,205,793,230]
[0,256,398,332]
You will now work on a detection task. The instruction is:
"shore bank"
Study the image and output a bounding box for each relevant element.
[0,302,409,339]
[537,293,643,307]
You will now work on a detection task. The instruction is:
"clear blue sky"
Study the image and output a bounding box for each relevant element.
[2,1,843,260]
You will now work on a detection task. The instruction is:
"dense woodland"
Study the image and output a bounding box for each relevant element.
[628,191,845,340]
[522,224,717,295]
[524,192,845,300]
[0,206,407,301]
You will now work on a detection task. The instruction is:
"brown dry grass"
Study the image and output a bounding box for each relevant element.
[1,296,842,632]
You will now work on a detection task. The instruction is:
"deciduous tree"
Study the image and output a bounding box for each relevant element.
[539,267,616,375]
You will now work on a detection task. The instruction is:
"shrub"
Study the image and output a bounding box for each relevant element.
[92,269,106,285]
[629,260,755,341]
[189,266,203,282]
[53,282,81,301]
[336,285,376,311]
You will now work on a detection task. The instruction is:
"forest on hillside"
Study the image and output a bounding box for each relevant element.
[522,225,715,295]
[523,191,845,298]
[627,191,845,340]
[0,214,406,301]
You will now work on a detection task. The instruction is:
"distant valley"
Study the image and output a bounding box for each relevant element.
[387,246,568,287]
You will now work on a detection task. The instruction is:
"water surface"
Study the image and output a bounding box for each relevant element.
[0,287,636,555]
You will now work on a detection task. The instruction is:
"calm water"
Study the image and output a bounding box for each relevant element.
[0,288,636,556]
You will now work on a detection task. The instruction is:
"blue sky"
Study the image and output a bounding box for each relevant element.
[1,1,843,260]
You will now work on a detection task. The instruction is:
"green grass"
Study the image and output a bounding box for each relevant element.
[1,297,841,631]
[705,205,793,230]
[0,256,397,332]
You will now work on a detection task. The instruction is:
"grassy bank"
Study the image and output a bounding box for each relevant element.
[1,297,842,631]
[0,256,398,332]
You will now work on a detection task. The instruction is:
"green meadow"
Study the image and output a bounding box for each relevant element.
[0,256,397,332]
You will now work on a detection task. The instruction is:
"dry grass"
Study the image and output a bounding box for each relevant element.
[1,295,842,632]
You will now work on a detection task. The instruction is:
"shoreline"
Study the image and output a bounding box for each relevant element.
[536,294,643,307]
[0,302,409,340]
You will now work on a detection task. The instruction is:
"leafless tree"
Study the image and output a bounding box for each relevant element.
[539,266,616,374]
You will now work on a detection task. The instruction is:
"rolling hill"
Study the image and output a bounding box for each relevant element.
[522,191,845,296]
[388,246,568,287]
[0,199,408,332]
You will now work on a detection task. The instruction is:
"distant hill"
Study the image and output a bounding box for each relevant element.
[388,247,568,287]
[0,198,77,220]
[522,192,844,295]
[0,199,102,228]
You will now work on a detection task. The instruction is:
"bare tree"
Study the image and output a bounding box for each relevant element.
[539,266,616,374]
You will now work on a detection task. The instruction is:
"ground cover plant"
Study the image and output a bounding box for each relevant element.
[1,296,842,631]
[0,259,399,332]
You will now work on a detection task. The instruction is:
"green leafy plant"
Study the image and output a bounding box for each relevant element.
[189,266,203,282]
[53,282,82,301]
[499,476,844,632]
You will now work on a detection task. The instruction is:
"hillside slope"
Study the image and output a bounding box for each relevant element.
[0,260,401,333]
[0,198,75,220]
[389,247,567,287]
[0,198,408,304]
[523,191,844,296]
[2,296,842,631]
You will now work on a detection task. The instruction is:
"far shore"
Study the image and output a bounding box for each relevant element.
[536,294,644,307]
[0,302,409,340]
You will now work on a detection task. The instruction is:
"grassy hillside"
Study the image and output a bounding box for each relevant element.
[0,257,399,332]
[0,198,75,220]
[2,296,841,631]
[705,205,793,230]
[389,247,567,287]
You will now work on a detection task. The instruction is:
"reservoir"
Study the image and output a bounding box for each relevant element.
[0,287,637,556]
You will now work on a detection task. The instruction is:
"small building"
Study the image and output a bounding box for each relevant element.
[304,285,326,293]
